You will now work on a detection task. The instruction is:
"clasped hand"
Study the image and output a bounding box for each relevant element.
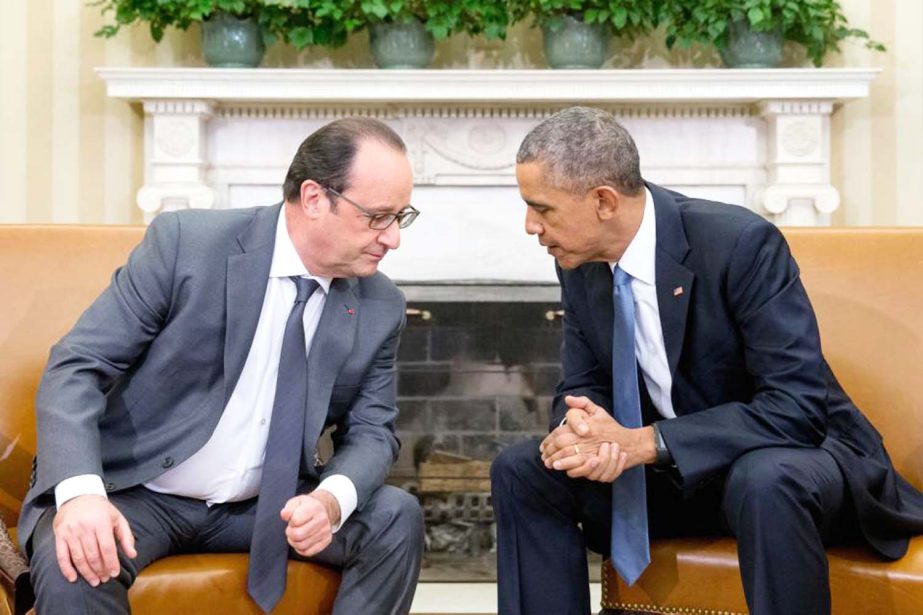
[539,395,632,483]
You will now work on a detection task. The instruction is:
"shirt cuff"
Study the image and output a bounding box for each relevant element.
[55,474,108,509]
[316,474,357,533]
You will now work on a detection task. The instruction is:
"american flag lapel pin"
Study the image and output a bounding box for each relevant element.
[673,286,684,297]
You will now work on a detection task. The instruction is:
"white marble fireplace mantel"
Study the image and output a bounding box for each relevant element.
[97,68,878,284]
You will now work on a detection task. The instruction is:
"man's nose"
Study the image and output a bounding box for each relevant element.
[379,222,401,250]
[524,210,542,236]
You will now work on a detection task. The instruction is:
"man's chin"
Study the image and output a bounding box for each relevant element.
[554,254,579,270]
[355,262,381,277]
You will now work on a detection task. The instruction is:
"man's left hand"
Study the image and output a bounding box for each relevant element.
[541,396,657,476]
[541,396,622,466]
[280,490,341,557]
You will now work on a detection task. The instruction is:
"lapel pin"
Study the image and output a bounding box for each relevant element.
[345,304,355,315]
[673,286,684,297]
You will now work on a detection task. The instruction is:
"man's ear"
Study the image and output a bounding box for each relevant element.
[299,180,325,218]
[594,186,621,220]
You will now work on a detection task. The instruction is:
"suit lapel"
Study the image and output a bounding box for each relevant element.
[303,277,359,457]
[649,183,694,377]
[583,262,614,368]
[656,253,693,376]
[223,204,280,405]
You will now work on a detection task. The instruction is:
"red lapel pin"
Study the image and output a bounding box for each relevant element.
[345,304,355,315]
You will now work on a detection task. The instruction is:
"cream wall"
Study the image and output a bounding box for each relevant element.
[830,0,923,225]
[1,0,920,225]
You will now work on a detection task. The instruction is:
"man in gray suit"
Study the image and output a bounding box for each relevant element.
[20,117,424,614]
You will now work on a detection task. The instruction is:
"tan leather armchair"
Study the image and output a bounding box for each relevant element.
[0,226,339,614]
[602,229,923,614]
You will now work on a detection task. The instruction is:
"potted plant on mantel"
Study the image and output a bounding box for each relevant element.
[349,0,510,69]
[93,0,271,67]
[92,0,362,67]
[508,0,660,69]
[660,0,885,68]
[92,0,508,69]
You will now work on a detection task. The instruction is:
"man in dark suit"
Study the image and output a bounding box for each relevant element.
[491,106,923,614]
[21,117,424,614]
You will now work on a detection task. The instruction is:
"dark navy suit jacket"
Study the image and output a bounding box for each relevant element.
[553,182,923,559]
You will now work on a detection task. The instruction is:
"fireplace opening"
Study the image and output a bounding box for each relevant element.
[381,297,601,580]
[395,299,559,579]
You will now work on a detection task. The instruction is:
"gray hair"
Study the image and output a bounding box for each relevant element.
[516,106,643,196]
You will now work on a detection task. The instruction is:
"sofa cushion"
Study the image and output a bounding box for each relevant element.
[0,225,148,526]
[602,536,923,614]
[129,554,339,615]
[784,228,923,491]
[3,521,340,614]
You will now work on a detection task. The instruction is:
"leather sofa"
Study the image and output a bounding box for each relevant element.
[601,228,923,614]
[3,225,921,614]
[0,225,340,614]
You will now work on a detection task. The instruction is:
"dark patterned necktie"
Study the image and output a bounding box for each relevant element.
[609,266,651,585]
[248,276,319,612]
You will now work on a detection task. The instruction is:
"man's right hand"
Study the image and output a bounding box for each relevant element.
[52,495,136,585]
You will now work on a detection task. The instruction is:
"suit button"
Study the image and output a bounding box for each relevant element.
[105,482,116,492]
[162,457,174,468]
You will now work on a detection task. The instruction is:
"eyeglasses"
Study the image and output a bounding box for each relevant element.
[322,186,420,230]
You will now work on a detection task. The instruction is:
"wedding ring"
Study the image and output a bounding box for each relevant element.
[574,444,581,455]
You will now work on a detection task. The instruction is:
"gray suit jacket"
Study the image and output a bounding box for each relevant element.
[19,204,405,552]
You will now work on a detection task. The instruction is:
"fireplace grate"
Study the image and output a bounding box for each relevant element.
[422,492,494,523]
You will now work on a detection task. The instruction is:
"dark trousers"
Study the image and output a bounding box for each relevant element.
[491,439,859,615]
[28,484,423,615]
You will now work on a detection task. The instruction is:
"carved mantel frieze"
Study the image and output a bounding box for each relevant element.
[97,68,877,282]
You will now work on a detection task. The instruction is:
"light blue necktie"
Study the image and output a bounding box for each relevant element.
[609,266,651,585]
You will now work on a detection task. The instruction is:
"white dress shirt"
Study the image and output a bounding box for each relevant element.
[611,188,677,420]
[56,208,358,530]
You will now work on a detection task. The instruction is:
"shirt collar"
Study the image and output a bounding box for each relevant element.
[611,187,656,286]
[269,206,332,293]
